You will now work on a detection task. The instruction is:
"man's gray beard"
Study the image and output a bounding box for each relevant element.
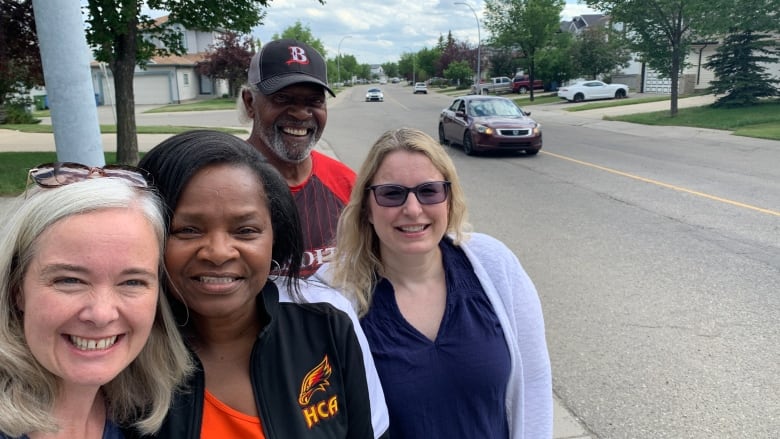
[266,131,316,164]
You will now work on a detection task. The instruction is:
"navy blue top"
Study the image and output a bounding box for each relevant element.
[1,418,123,439]
[361,238,511,438]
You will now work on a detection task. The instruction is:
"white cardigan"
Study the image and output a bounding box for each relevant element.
[310,232,553,438]
[460,232,552,438]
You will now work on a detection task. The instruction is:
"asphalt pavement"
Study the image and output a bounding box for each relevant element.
[0,91,752,439]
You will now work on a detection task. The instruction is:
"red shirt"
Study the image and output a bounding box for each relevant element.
[289,150,355,277]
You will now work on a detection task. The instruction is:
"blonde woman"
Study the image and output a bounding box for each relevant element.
[325,128,552,438]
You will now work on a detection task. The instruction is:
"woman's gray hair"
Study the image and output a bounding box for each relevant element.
[0,177,192,436]
[236,83,257,125]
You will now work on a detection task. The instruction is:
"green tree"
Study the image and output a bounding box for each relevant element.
[487,50,517,78]
[356,64,372,81]
[703,0,780,107]
[585,0,721,116]
[535,30,575,89]
[484,0,565,101]
[398,52,415,82]
[414,47,441,82]
[706,30,779,107]
[571,26,631,80]
[84,0,321,165]
[197,31,255,98]
[381,62,399,78]
[443,60,473,88]
[0,0,43,117]
[271,21,326,56]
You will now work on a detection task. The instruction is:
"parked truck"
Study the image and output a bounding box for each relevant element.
[471,76,513,95]
[512,75,545,94]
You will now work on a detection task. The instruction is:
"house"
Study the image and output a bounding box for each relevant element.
[91,15,228,106]
[564,14,780,94]
[369,64,386,81]
[564,14,611,35]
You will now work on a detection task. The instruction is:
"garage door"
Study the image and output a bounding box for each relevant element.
[134,74,171,105]
[644,70,672,94]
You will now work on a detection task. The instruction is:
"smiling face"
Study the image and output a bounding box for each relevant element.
[20,208,159,389]
[368,150,450,262]
[164,164,274,321]
[245,83,327,164]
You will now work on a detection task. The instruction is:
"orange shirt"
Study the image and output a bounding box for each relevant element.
[201,389,266,438]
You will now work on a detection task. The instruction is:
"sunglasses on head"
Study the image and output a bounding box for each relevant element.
[367,181,451,207]
[28,162,150,189]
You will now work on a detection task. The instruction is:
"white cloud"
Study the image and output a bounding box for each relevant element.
[249,0,598,65]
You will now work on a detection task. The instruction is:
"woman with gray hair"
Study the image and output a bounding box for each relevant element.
[0,167,192,439]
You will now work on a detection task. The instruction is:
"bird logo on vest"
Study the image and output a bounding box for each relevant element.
[299,355,332,405]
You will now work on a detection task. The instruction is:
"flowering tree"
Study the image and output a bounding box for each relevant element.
[197,31,256,98]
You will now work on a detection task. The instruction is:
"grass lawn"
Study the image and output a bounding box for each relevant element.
[0,152,127,196]
[566,95,672,111]
[1,124,247,134]
[606,100,780,140]
[144,97,237,113]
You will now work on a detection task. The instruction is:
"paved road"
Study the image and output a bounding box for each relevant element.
[3,91,775,438]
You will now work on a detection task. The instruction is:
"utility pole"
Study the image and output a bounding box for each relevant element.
[33,0,105,165]
[337,35,352,85]
[455,2,481,87]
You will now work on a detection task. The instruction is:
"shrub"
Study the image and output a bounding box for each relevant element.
[1,96,40,124]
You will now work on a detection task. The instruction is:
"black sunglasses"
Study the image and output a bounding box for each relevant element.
[367,181,451,207]
[28,162,150,189]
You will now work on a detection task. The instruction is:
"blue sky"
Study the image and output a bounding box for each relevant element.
[249,0,599,65]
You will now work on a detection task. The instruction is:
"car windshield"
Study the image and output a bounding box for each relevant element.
[469,100,524,117]
[368,88,380,92]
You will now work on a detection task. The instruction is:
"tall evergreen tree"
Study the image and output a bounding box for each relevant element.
[706,30,779,107]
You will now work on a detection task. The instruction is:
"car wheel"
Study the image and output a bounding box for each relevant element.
[463,133,476,156]
[615,89,626,99]
[526,149,539,156]
[438,124,447,145]
[519,86,528,94]
[573,93,584,103]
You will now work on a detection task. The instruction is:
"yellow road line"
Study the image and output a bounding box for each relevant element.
[541,151,780,217]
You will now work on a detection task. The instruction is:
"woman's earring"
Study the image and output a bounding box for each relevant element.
[269,259,281,281]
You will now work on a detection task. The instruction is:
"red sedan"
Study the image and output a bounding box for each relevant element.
[438,95,542,156]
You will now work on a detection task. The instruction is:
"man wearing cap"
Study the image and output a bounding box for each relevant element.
[240,38,355,278]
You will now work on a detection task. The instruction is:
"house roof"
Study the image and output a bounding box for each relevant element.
[562,14,609,33]
[90,52,207,69]
[148,52,207,66]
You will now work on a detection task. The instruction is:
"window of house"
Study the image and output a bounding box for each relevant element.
[183,73,189,85]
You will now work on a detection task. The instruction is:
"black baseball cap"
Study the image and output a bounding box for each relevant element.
[248,39,335,97]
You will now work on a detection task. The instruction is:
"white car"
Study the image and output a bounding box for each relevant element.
[413,82,428,94]
[365,88,384,102]
[557,80,629,102]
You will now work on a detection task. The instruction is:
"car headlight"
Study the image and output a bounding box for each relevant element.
[533,124,542,135]
[474,124,494,135]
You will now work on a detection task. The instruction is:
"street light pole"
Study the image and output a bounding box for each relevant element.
[455,2,481,87]
[403,46,416,84]
[337,35,352,85]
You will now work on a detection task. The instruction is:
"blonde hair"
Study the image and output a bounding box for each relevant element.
[329,128,471,316]
[0,178,192,436]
